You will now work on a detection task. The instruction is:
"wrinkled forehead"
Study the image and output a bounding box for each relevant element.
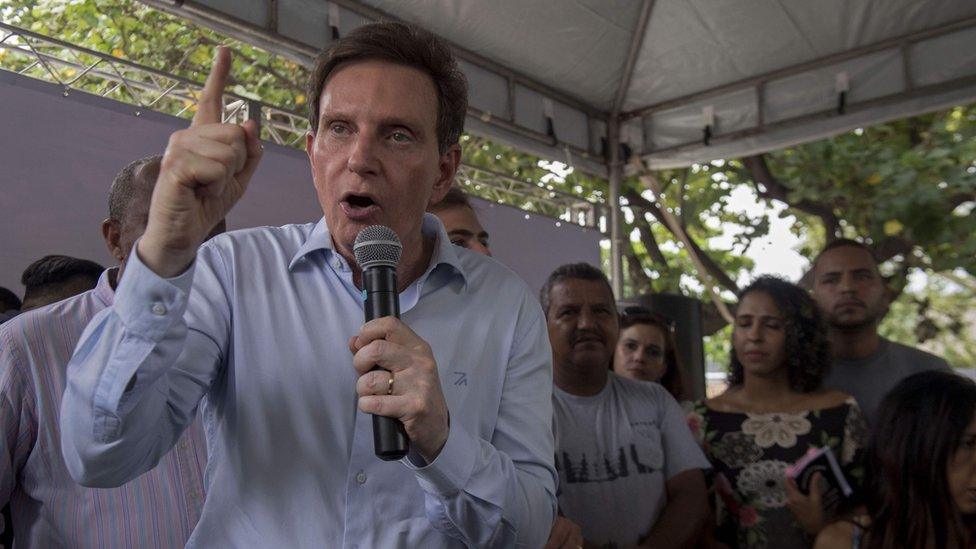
[814,245,879,276]
[319,60,439,127]
[550,278,616,308]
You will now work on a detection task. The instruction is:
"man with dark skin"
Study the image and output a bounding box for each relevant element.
[0,156,220,546]
[811,239,950,423]
[543,263,709,549]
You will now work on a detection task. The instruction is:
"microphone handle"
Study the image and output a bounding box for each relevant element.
[363,266,410,461]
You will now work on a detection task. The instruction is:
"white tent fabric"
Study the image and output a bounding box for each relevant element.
[142,0,976,172]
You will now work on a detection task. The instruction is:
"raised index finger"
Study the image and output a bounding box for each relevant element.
[192,46,231,127]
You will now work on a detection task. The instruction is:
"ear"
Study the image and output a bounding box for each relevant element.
[429,143,461,207]
[306,132,316,168]
[101,219,123,261]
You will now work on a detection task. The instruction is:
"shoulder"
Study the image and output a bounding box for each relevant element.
[456,249,543,319]
[808,388,854,410]
[702,388,742,412]
[203,223,316,253]
[883,338,951,370]
[612,375,679,412]
[457,248,533,296]
[197,222,318,271]
[0,290,95,349]
[815,521,855,549]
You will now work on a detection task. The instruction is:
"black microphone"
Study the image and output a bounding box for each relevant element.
[353,225,410,461]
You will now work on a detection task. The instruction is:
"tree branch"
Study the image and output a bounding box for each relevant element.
[630,207,670,270]
[742,154,842,238]
[624,188,739,293]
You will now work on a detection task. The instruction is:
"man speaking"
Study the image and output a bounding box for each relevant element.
[60,22,556,547]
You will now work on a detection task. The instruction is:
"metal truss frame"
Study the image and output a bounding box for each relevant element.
[0,21,605,232]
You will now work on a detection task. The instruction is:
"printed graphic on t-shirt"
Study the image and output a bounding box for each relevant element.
[556,443,662,483]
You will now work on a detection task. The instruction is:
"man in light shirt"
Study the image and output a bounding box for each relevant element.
[0,156,212,547]
[428,186,492,257]
[60,22,556,547]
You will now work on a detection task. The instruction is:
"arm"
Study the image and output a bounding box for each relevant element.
[813,521,854,549]
[59,246,228,487]
[641,390,711,548]
[60,47,258,488]
[0,330,36,535]
[354,293,557,547]
[641,469,708,548]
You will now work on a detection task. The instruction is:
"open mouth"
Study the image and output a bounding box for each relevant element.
[345,194,375,209]
[340,193,380,220]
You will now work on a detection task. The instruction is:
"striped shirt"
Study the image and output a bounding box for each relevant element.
[0,268,206,548]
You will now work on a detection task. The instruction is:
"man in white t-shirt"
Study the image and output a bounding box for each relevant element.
[541,263,710,548]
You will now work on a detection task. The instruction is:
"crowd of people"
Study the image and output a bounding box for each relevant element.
[0,20,972,549]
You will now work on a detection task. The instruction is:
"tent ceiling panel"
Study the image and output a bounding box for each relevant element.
[278,0,332,49]
[644,87,758,151]
[762,49,904,125]
[139,0,976,172]
[363,0,640,111]
[625,0,976,111]
[912,26,976,88]
[638,79,976,170]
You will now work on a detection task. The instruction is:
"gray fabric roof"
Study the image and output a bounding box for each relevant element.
[142,0,976,172]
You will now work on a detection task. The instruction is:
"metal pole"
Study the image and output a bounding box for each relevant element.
[608,116,623,297]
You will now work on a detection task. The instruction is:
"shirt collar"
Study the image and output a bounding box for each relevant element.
[93,267,117,307]
[287,215,468,287]
[288,217,335,270]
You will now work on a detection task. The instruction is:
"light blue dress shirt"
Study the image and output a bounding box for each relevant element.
[60,214,556,547]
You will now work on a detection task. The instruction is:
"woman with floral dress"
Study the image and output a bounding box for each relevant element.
[688,276,868,548]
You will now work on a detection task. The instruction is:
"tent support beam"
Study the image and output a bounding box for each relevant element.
[608,116,624,297]
[611,0,655,116]
[607,0,654,296]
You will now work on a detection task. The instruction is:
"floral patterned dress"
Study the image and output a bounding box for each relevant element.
[688,398,867,549]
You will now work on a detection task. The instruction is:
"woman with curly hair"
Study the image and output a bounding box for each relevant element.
[815,370,976,549]
[688,276,868,548]
[612,308,688,403]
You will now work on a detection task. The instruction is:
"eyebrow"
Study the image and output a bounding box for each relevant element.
[736,314,782,321]
[319,109,427,134]
[819,267,875,277]
[448,229,490,240]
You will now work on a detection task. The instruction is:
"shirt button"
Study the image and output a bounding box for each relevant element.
[355,471,367,484]
[151,303,166,315]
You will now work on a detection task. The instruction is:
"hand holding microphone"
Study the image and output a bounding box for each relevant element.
[350,226,450,462]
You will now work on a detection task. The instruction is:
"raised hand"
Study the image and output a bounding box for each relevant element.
[138,46,263,277]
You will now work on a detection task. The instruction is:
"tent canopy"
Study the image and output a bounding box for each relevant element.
[141,0,976,172]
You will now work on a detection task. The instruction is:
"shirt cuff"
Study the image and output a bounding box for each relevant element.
[403,422,479,498]
[114,242,196,341]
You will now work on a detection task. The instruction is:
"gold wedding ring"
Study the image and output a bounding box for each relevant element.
[386,371,395,395]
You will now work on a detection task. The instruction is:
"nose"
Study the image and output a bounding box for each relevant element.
[838,272,855,294]
[631,346,647,363]
[747,323,763,342]
[578,309,597,330]
[347,132,379,176]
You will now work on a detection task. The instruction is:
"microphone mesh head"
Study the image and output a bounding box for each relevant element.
[353,225,402,269]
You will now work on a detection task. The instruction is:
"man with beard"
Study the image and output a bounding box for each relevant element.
[541,263,708,549]
[811,239,950,424]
